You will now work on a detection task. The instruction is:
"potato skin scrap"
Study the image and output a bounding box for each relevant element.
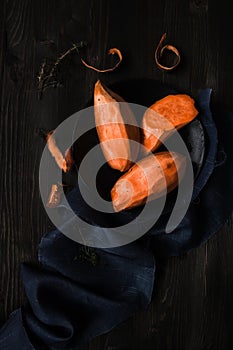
[142,94,198,153]
[46,131,68,172]
[111,151,186,212]
[46,184,62,208]
[46,131,74,172]
[94,80,140,172]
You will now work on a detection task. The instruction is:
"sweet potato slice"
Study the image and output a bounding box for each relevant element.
[94,80,140,172]
[111,151,186,212]
[142,94,198,153]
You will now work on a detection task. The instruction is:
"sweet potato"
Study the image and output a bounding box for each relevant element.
[46,184,62,208]
[142,94,198,153]
[111,151,186,212]
[46,131,67,172]
[94,80,140,172]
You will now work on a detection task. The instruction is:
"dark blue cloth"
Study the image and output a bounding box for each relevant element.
[0,240,155,350]
[0,89,233,350]
[150,92,233,257]
[23,239,155,349]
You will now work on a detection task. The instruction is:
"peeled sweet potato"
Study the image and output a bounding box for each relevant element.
[142,94,198,153]
[111,151,186,212]
[94,80,140,172]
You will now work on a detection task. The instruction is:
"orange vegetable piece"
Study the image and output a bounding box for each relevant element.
[142,94,198,153]
[46,131,74,172]
[111,151,186,212]
[94,80,140,172]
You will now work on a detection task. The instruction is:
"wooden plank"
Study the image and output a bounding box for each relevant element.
[0,1,233,349]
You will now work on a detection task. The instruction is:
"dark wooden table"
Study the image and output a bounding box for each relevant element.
[1,1,233,349]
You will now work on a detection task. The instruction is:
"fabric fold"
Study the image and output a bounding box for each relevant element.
[19,235,155,349]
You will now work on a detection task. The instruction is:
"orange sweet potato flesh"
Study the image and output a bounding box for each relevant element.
[111,151,186,212]
[94,80,140,172]
[142,94,198,153]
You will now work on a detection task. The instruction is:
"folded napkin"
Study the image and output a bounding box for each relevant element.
[1,88,232,350]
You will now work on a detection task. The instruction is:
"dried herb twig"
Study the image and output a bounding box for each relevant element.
[81,48,122,73]
[77,246,98,266]
[37,41,87,99]
[155,33,180,71]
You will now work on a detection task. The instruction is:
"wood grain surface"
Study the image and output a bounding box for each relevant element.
[0,1,233,349]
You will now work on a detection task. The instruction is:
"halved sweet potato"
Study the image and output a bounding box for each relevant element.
[142,94,198,153]
[111,151,186,212]
[94,80,140,172]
